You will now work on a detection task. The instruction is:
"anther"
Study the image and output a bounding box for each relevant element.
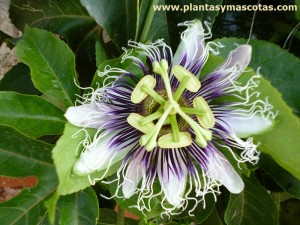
[158,132,192,148]
[127,113,155,134]
[172,65,201,94]
[131,75,164,104]
[193,97,215,129]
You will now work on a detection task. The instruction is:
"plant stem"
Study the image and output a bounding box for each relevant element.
[140,0,160,43]
[117,205,124,225]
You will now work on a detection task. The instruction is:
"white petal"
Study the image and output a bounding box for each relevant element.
[158,151,187,206]
[207,150,244,194]
[65,103,108,129]
[73,131,133,176]
[122,154,145,198]
[222,113,275,138]
[173,20,205,67]
[220,44,252,72]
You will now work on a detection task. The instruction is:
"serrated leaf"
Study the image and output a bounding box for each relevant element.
[0,125,57,225]
[225,175,278,225]
[10,0,99,86]
[214,38,300,181]
[0,63,40,95]
[53,123,121,195]
[16,27,80,108]
[0,91,66,138]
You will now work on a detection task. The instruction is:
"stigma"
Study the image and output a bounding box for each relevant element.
[127,59,215,151]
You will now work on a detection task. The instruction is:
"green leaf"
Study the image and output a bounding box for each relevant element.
[0,91,66,138]
[225,175,278,225]
[96,40,108,67]
[143,0,222,48]
[0,125,57,225]
[53,123,121,195]
[173,194,215,224]
[216,38,300,117]
[201,208,224,225]
[10,0,99,86]
[57,188,99,225]
[259,155,300,199]
[80,0,138,48]
[16,27,80,108]
[0,63,40,95]
[296,0,300,20]
[215,38,300,181]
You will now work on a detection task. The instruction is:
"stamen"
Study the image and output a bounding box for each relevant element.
[139,109,163,125]
[181,107,206,115]
[128,61,215,150]
[172,65,201,94]
[152,60,173,100]
[141,85,165,104]
[158,132,192,148]
[131,75,157,103]
[127,113,155,133]
[173,104,212,148]
[169,114,180,141]
[141,103,174,151]
[193,97,215,129]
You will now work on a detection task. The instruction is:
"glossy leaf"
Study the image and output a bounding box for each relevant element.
[57,188,99,225]
[0,92,66,138]
[0,63,40,95]
[80,0,138,48]
[95,40,108,67]
[52,123,122,195]
[16,27,80,108]
[0,125,57,225]
[225,175,278,225]
[9,0,99,86]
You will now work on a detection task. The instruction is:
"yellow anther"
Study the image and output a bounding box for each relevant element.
[131,75,157,104]
[193,97,215,129]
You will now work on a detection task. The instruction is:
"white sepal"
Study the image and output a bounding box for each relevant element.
[222,113,275,138]
[73,131,132,176]
[65,103,109,129]
[207,150,244,194]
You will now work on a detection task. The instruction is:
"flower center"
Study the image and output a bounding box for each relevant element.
[127,59,215,151]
